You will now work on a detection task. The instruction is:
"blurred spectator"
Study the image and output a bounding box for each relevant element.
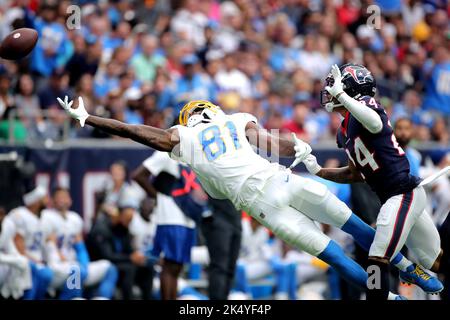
[129,197,157,258]
[281,93,313,142]
[132,151,200,300]
[235,217,294,300]
[423,47,450,115]
[0,0,447,143]
[102,161,132,212]
[131,35,166,84]
[0,72,14,120]
[1,0,450,301]
[66,36,100,87]
[38,70,71,110]
[27,2,71,80]
[42,188,118,300]
[87,202,153,300]
[0,206,31,300]
[215,52,251,98]
[394,117,422,177]
[7,186,54,300]
[201,198,241,300]
[158,54,217,113]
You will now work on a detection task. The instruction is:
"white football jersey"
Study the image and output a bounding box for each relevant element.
[171,113,282,209]
[129,212,156,252]
[142,151,196,228]
[41,209,83,262]
[7,207,47,262]
[0,217,18,255]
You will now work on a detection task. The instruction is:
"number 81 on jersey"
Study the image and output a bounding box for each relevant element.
[199,121,241,161]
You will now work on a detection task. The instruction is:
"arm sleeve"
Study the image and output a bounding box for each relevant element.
[337,93,383,134]
[73,242,90,268]
[232,112,258,127]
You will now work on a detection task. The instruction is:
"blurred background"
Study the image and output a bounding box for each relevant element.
[0,0,449,300]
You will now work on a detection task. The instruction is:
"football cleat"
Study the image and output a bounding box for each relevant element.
[399,264,444,294]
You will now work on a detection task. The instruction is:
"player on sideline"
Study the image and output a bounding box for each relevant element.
[7,187,54,299]
[0,207,32,299]
[302,63,446,299]
[41,187,118,299]
[57,94,436,299]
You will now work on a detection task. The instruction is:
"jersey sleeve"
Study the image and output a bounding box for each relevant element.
[357,96,385,114]
[0,217,17,242]
[169,125,193,167]
[40,210,56,237]
[230,113,258,128]
[143,150,180,178]
[356,96,389,131]
[71,212,84,235]
[7,209,26,237]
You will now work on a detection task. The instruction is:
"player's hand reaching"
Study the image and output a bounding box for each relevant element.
[57,96,89,127]
[289,133,312,169]
[325,64,344,98]
[303,154,322,175]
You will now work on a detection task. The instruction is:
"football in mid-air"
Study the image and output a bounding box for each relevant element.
[0,28,38,60]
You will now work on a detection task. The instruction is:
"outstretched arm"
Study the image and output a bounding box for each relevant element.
[58,96,179,152]
[304,156,364,183]
[86,116,178,151]
[131,165,157,199]
[245,121,296,157]
[245,121,312,168]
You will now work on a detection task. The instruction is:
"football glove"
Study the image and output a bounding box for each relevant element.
[57,96,89,127]
[325,64,344,98]
[303,154,322,175]
[289,133,312,169]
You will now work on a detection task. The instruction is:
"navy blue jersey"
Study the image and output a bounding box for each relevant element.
[336,96,421,203]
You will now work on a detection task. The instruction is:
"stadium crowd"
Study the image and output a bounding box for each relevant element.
[0,0,449,144]
[0,0,450,300]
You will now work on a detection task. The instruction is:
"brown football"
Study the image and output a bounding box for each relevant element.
[0,28,38,60]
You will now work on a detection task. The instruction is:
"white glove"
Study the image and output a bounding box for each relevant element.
[303,154,322,175]
[289,133,312,169]
[57,96,89,127]
[325,64,344,98]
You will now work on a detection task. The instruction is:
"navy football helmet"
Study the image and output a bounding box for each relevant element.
[321,63,377,112]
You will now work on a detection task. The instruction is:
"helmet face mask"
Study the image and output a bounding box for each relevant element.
[320,75,343,112]
[320,63,376,112]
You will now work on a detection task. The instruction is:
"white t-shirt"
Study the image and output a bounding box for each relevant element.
[215,69,252,98]
[7,207,47,262]
[171,113,282,209]
[41,209,83,262]
[142,151,195,228]
[129,212,156,252]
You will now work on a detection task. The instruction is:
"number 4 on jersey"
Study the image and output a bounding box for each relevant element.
[354,137,379,171]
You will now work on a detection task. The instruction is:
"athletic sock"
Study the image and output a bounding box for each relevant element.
[392,256,413,272]
[366,259,390,300]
